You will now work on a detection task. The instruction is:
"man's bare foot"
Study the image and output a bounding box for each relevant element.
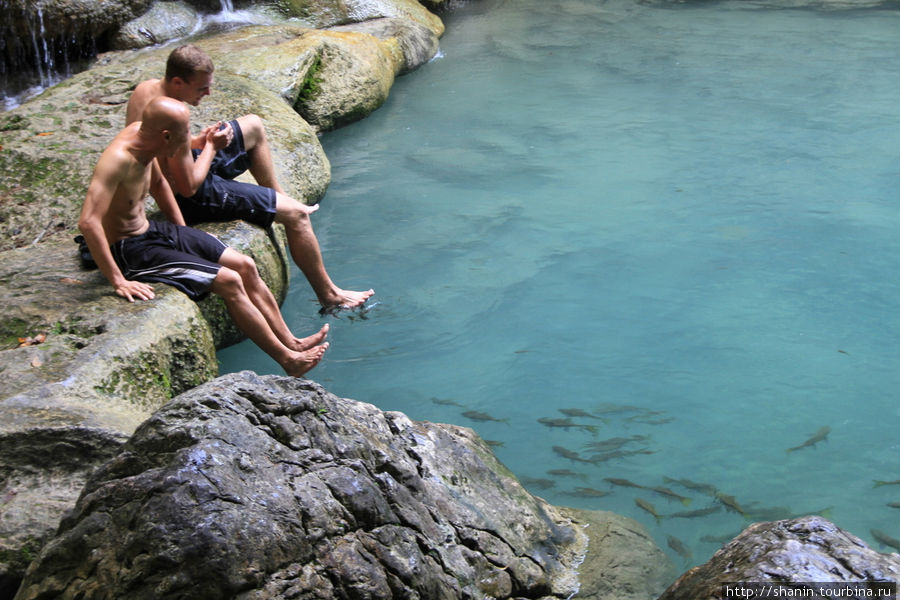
[319,288,375,311]
[288,323,329,352]
[282,342,329,377]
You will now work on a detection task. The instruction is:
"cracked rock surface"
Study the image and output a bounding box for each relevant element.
[659,516,900,600]
[15,372,604,599]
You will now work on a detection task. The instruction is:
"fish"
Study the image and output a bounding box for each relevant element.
[537,417,598,434]
[584,435,649,453]
[520,477,555,490]
[667,535,693,563]
[744,505,834,522]
[559,408,608,422]
[873,480,900,488]
[539,417,577,428]
[663,476,719,498]
[648,486,692,506]
[786,425,831,453]
[562,487,612,498]
[667,505,722,519]
[592,403,643,415]
[587,449,655,464]
[715,492,748,517]
[635,497,663,524]
[547,469,587,480]
[552,446,590,463]
[483,439,504,448]
[888,502,900,509]
[870,529,900,553]
[628,416,675,425]
[604,478,647,490]
[431,397,464,407]
[462,410,508,423]
[700,530,743,545]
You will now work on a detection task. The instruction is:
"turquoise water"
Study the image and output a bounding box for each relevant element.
[219,0,900,571]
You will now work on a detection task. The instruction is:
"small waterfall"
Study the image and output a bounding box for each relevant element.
[2,4,91,110]
[2,0,273,111]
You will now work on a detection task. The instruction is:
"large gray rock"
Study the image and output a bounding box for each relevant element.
[659,516,900,600]
[13,372,639,599]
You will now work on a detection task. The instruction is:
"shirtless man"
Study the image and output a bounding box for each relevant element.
[80,96,328,377]
[126,43,373,311]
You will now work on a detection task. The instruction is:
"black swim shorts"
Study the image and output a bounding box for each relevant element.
[110,220,227,300]
[177,119,277,228]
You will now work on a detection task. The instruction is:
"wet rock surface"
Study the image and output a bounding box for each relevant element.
[12,372,660,600]
[659,516,900,600]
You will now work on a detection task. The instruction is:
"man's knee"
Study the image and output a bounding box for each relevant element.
[212,266,246,299]
[238,114,266,140]
[275,196,312,228]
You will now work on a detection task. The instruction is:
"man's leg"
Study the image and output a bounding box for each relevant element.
[235,114,285,194]
[211,263,327,377]
[218,248,329,352]
[274,193,375,309]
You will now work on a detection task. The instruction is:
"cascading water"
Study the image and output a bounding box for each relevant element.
[2,3,95,110]
[1,0,272,111]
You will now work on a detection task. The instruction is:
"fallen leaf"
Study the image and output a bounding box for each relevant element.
[30,355,43,368]
[17,333,47,347]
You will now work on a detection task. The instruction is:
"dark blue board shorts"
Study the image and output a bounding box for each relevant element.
[110,220,227,300]
[176,119,277,228]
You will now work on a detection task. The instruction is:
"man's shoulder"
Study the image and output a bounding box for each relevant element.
[126,79,164,121]
[134,78,163,92]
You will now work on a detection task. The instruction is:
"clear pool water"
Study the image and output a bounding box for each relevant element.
[219,0,900,571]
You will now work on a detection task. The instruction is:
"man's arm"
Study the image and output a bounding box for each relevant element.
[78,152,155,302]
[162,124,225,198]
[149,160,186,226]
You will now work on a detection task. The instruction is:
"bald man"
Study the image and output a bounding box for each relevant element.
[79,96,328,377]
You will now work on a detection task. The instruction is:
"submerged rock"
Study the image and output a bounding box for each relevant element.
[14,372,672,600]
[659,516,900,600]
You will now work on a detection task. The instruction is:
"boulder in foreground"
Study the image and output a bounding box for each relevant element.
[16,372,675,599]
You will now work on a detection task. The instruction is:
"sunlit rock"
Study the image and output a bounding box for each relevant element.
[659,516,900,600]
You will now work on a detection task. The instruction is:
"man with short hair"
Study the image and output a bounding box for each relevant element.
[81,96,328,377]
[126,44,374,311]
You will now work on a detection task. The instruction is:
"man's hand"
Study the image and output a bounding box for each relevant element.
[115,280,155,302]
[206,121,233,150]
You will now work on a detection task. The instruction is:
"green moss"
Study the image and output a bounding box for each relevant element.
[0,317,32,350]
[0,152,75,193]
[0,114,29,131]
[298,54,324,104]
[0,537,41,573]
